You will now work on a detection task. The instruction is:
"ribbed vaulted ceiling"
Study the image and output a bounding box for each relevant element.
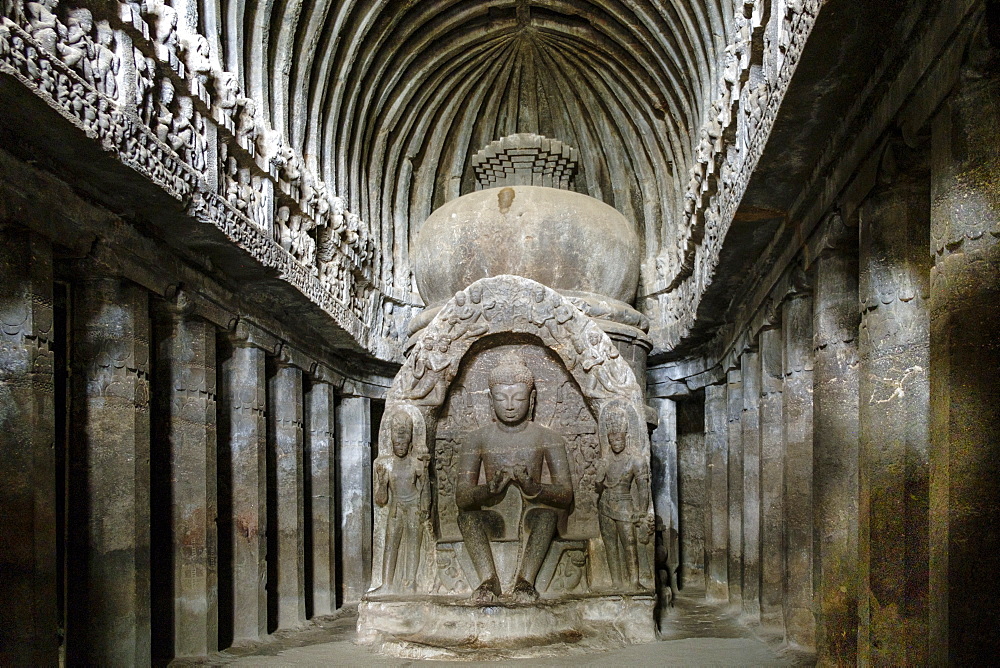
[198,0,733,295]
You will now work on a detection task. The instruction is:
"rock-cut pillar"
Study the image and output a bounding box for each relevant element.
[270,355,306,629]
[338,396,372,603]
[703,383,728,601]
[153,298,219,657]
[0,228,57,665]
[219,325,268,643]
[758,327,784,630]
[727,370,743,607]
[66,276,151,666]
[306,377,337,616]
[782,292,815,649]
[858,141,930,665]
[928,40,1000,663]
[740,350,761,621]
[812,223,860,665]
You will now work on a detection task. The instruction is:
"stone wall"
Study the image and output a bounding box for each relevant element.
[0,147,391,662]
[648,4,1000,661]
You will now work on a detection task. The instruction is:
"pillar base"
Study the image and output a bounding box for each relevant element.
[357,595,656,660]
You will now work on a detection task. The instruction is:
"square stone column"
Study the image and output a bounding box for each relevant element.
[306,378,337,616]
[153,299,218,657]
[269,357,306,629]
[726,370,743,606]
[677,399,706,583]
[649,397,678,603]
[812,226,860,665]
[219,325,269,643]
[703,382,729,601]
[66,276,151,666]
[338,395,372,603]
[0,228,57,666]
[758,327,784,630]
[928,49,1000,663]
[858,141,930,665]
[782,292,815,649]
[740,350,761,621]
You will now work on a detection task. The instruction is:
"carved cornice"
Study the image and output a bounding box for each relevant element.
[0,8,409,363]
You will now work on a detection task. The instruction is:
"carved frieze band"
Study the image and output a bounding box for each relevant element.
[0,4,410,362]
[646,0,822,350]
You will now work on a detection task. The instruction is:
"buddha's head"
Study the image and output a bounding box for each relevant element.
[488,352,535,426]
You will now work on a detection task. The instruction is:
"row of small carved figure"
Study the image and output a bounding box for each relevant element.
[7,0,381,288]
[653,0,816,287]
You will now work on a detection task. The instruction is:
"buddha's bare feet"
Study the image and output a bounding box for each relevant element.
[471,575,502,604]
[510,577,539,603]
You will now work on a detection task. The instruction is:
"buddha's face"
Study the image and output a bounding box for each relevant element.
[390,415,412,458]
[608,431,627,455]
[490,382,533,426]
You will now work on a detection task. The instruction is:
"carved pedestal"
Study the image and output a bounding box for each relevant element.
[359,276,656,658]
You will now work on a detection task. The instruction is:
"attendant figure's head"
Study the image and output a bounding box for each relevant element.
[390,411,413,458]
[604,408,629,455]
[488,352,535,426]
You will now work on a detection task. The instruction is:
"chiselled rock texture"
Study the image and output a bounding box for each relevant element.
[782,293,814,648]
[270,361,306,629]
[929,37,1000,662]
[218,332,269,644]
[306,380,337,617]
[67,277,151,666]
[739,350,761,622]
[858,142,931,666]
[339,396,373,604]
[758,327,784,630]
[153,299,219,657]
[726,370,743,607]
[703,383,728,602]
[812,227,860,666]
[0,228,56,666]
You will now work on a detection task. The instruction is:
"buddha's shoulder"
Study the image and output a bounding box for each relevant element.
[525,422,566,442]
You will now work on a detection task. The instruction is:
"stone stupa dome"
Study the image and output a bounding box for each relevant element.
[413,184,641,307]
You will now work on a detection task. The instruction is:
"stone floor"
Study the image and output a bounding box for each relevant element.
[176,590,815,667]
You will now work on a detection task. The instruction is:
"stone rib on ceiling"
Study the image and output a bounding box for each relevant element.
[202,0,733,296]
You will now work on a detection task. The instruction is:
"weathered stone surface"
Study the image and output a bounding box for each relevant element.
[153,301,219,657]
[929,41,1000,662]
[339,395,373,604]
[67,277,151,665]
[676,398,706,585]
[649,397,679,613]
[758,327,784,630]
[782,293,815,648]
[0,228,56,666]
[739,350,761,622]
[703,383,728,602]
[306,380,337,616]
[270,361,306,629]
[219,337,268,643]
[812,233,860,666]
[413,187,640,306]
[360,275,655,652]
[726,370,743,607]
[357,595,657,659]
[858,141,930,665]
